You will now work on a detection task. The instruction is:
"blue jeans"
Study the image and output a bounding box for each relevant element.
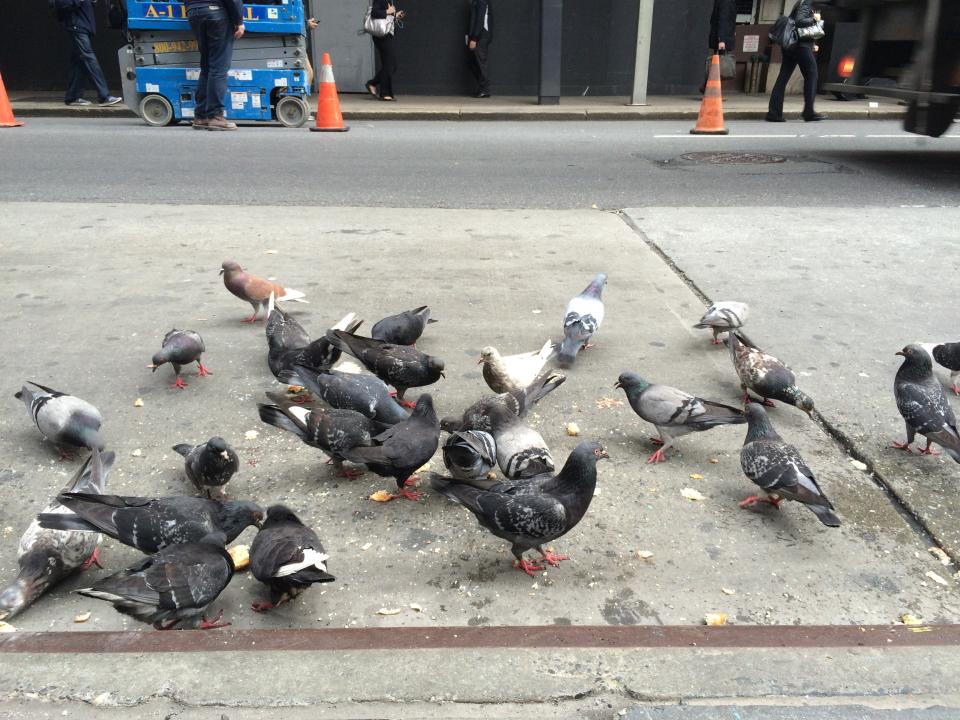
[187,6,235,119]
[65,29,111,103]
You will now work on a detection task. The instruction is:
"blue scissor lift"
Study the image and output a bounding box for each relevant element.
[120,0,311,127]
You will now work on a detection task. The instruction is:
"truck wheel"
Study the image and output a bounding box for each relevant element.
[139,94,174,127]
[905,100,958,138]
[276,96,309,128]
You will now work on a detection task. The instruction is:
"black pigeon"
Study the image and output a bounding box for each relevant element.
[441,373,566,432]
[893,344,960,462]
[430,441,608,576]
[728,332,815,415]
[14,381,104,458]
[325,329,445,407]
[249,504,335,612]
[371,305,437,346]
[173,437,239,499]
[442,430,497,480]
[341,394,440,501]
[739,404,840,526]
[38,495,264,554]
[290,364,409,431]
[258,392,374,478]
[150,329,210,390]
[931,342,960,396]
[0,450,114,621]
[76,532,234,630]
[615,372,745,463]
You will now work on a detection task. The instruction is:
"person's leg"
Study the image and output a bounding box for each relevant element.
[474,37,490,95]
[205,12,233,119]
[189,13,209,117]
[767,49,798,118]
[369,37,385,89]
[796,44,819,117]
[73,30,111,101]
[65,31,85,103]
[379,35,396,98]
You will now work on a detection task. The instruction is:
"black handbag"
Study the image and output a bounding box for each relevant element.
[769,15,797,51]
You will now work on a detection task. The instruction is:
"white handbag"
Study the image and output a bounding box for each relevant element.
[796,19,825,41]
[363,5,394,38]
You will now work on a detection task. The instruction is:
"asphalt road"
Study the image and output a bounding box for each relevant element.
[0,118,957,208]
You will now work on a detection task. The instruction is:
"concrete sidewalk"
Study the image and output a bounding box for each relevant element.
[7,90,906,121]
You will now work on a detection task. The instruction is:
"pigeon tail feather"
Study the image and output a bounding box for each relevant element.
[809,504,841,527]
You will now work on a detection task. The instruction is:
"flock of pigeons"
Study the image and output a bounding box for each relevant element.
[3,261,960,631]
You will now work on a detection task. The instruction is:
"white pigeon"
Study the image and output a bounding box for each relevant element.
[558,273,607,367]
[694,301,749,345]
[479,340,556,394]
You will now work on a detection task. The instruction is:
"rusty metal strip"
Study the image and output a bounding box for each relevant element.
[0,624,958,654]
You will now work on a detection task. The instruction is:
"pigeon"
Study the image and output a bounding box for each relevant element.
[39,495,264,554]
[893,344,960,462]
[172,437,239,499]
[76,532,234,630]
[739,404,841,526]
[615,372,746,463]
[290,364,410,431]
[728,332,815,415]
[694,301,749,345]
[14,381,104,458]
[442,430,497,480]
[220,259,307,323]
[558,273,606,368]
[150,329,210,390]
[931,343,960,396]
[258,392,374,478]
[441,373,567,432]
[371,306,437,346]
[480,340,556,395]
[340,394,440,501]
[249,504,335,613]
[325,329,445,407]
[266,292,362,389]
[0,449,114,621]
[430,441,608,576]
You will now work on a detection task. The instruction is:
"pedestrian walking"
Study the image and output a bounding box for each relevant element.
[365,0,404,102]
[700,0,735,93]
[766,0,827,122]
[55,0,122,107]
[185,0,245,130]
[467,0,492,98]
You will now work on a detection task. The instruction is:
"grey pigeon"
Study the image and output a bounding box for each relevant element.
[220,259,307,323]
[76,532,234,630]
[739,404,841,527]
[694,301,749,345]
[442,430,497,480]
[340,394,440,501]
[172,437,239,498]
[325,329,445,407]
[480,340,555,395]
[371,305,437,346]
[0,449,114,621]
[441,373,566,432]
[430,441,609,576]
[558,273,606,368]
[150,329,210,390]
[39,495,264,554]
[932,343,960,396]
[728,331,814,415]
[258,392,374,478]
[615,372,745,463]
[893,344,960,462]
[290,364,410,431]
[15,381,104,458]
[249,504,334,613]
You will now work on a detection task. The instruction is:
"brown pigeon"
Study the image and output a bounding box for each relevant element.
[220,260,307,323]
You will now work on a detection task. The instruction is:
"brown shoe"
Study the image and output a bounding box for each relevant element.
[192,117,209,129]
[206,115,237,131]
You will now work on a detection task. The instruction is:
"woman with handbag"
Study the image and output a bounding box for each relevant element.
[365,0,404,101]
[766,0,827,122]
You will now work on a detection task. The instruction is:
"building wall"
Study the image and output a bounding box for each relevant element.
[0,0,713,96]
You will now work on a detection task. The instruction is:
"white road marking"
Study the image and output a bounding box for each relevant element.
[653,134,798,138]
[818,134,856,138]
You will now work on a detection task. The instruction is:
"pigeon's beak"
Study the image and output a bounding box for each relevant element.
[595,447,611,460]
[148,364,158,373]
[477,357,483,365]
[613,380,623,390]
[218,268,225,276]
[440,371,446,379]
[220,451,231,461]
[895,351,905,357]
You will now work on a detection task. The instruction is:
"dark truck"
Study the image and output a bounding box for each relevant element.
[823,0,959,137]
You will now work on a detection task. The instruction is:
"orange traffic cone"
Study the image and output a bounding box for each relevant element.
[0,72,24,128]
[690,53,727,135]
[309,52,349,133]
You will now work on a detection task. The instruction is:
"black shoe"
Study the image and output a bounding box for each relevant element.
[764,113,786,122]
[803,112,828,122]
[474,92,491,99]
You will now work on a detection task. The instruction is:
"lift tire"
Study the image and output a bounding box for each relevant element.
[139,94,175,127]
[276,96,310,128]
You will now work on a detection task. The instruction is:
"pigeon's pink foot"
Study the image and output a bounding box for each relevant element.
[738,495,761,509]
[761,398,776,408]
[196,362,212,377]
[583,343,595,350]
[251,601,275,613]
[513,558,545,577]
[171,377,188,389]
[58,450,76,462]
[741,389,751,405]
[81,546,102,571]
[241,315,259,323]
[390,487,423,501]
[891,441,914,453]
[337,468,364,479]
[537,550,569,567]
[711,337,724,345]
[199,610,230,630]
[952,385,960,397]
[649,437,665,445]
[920,444,941,457]
[646,448,668,464]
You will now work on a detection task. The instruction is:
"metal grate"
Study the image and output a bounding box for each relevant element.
[679,151,787,164]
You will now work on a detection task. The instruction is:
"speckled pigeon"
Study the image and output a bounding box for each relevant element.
[0,449,114,621]
[14,381,104,458]
[76,532,234,630]
[480,339,556,395]
[442,430,497,480]
[441,373,566,432]
[371,305,437,346]
[615,372,745,463]
[220,259,307,323]
[249,504,334,613]
[931,343,960,396]
[430,441,608,576]
[558,273,606,368]
[290,364,410,431]
[173,437,239,498]
[150,329,210,390]
[893,344,960,462]
[694,301,749,345]
[739,403,840,526]
[728,331,814,415]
